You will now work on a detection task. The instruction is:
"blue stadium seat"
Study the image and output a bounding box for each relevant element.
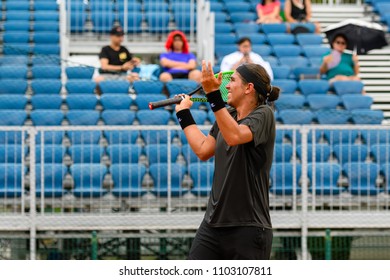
[261,23,287,34]
[104,131,139,145]
[149,163,188,197]
[343,163,382,195]
[36,131,64,145]
[33,11,59,22]
[0,164,25,198]
[132,80,164,95]
[279,110,313,124]
[229,12,257,23]
[144,2,169,12]
[360,130,390,145]
[65,66,95,80]
[295,34,323,46]
[70,12,87,32]
[302,46,330,58]
[102,110,136,125]
[208,110,216,124]
[33,32,59,44]
[225,2,252,13]
[381,163,390,194]
[111,164,147,197]
[117,1,142,11]
[290,22,315,33]
[272,66,291,79]
[33,1,58,11]
[99,80,130,94]
[0,65,27,79]
[0,55,28,65]
[0,110,27,126]
[145,144,180,164]
[333,81,364,95]
[65,80,96,95]
[315,109,350,124]
[0,145,27,163]
[66,95,98,110]
[214,11,229,22]
[215,34,238,45]
[68,131,101,145]
[252,45,272,56]
[69,145,104,164]
[189,163,214,196]
[293,66,320,79]
[215,23,234,33]
[333,144,368,165]
[341,95,373,110]
[3,21,30,32]
[263,56,279,67]
[279,56,309,68]
[118,13,143,33]
[272,79,297,94]
[35,145,66,164]
[308,163,342,195]
[270,163,301,195]
[101,95,132,110]
[107,144,142,164]
[146,12,171,33]
[308,57,322,67]
[297,144,331,163]
[274,144,293,162]
[3,31,29,43]
[275,94,305,111]
[31,79,62,94]
[31,95,62,110]
[33,44,60,55]
[33,22,59,32]
[210,2,225,12]
[177,129,210,145]
[66,110,100,125]
[5,11,30,21]
[166,80,199,96]
[71,164,108,198]
[172,110,208,125]
[215,44,238,59]
[299,80,329,96]
[31,110,64,126]
[6,1,30,11]
[273,45,302,58]
[267,34,295,46]
[233,22,261,34]
[135,94,167,110]
[371,144,390,164]
[0,95,27,110]
[322,129,358,145]
[244,34,267,44]
[307,95,340,110]
[174,12,197,33]
[32,65,61,79]
[136,110,170,125]
[351,109,384,125]
[35,164,67,198]
[91,11,115,33]
[32,55,60,65]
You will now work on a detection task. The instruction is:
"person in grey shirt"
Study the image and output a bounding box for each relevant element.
[175,61,280,259]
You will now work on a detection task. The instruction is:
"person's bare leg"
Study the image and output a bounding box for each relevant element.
[127,73,140,82]
[94,75,105,84]
[314,21,321,34]
[188,69,202,83]
[159,72,173,82]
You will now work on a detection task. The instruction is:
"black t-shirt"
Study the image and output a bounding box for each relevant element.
[205,105,275,229]
[98,45,132,74]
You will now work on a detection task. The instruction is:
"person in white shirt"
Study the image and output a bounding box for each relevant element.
[220,37,274,81]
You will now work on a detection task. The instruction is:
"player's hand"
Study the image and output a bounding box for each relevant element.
[201,60,222,94]
[175,94,193,112]
[121,61,133,71]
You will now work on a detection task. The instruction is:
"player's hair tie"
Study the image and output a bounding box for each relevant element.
[236,64,268,98]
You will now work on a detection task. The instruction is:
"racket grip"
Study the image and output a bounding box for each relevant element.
[149,96,183,110]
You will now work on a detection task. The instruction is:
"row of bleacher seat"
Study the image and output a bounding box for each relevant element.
[370,0,390,26]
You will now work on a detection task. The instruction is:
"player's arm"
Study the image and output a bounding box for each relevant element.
[175,95,215,161]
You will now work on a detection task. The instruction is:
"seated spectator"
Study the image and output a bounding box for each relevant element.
[256,0,283,24]
[159,30,201,83]
[284,0,321,33]
[95,26,141,83]
[320,33,360,84]
[220,37,274,80]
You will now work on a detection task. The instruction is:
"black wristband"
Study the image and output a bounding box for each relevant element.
[207,90,225,112]
[176,109,196,130]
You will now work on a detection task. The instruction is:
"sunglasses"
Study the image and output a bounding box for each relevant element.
[335,40,346,45]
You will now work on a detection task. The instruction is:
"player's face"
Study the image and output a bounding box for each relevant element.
[173,36,184,52]
[225,73,246,107]
[238,41,252,55]
[111,35,124,46]
[333,36,347,52]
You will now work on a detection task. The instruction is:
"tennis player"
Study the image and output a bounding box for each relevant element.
[175,61,280,260]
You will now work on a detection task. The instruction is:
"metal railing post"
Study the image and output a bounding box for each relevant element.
[167,129,172,213]
[29,128,38,260]
[300,126,309,260]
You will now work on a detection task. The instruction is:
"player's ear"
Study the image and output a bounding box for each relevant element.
[245,82,255,95]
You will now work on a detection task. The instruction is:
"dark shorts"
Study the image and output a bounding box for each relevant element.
[171,72,189,79]
[188,220,273,260]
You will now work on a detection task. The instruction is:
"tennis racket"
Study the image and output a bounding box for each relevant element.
[148,70,234,110]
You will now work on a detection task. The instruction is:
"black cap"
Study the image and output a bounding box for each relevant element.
[110,26,124,36]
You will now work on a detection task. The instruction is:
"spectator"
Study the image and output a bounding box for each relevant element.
[220,37,274,80]
[320,33,360,84]
[159,30,201,83]
[256,0,283,24]
[95,26,141,83]
[284,0,321,33]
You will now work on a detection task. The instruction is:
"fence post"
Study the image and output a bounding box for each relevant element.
[91,231,98,260]
[325,229,332,260]
[300,126,309,260]
[167,129,172,213]
[29,128,38,260]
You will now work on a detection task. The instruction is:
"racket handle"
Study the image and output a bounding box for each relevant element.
[149,96,183,110]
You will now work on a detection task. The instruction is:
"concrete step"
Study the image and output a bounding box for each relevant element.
[367,93,390,101]
[360,67,390,72]
[362,80,390,85]
[359,73,390,79]
[365,85,390,92]
[360,61,390,66]
[312,5,365,13]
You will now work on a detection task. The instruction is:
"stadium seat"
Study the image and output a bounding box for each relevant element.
[215,23,234,33]
[342,94,373,110]
[177,129,210,146]
[315,109,350,124]
[65,80,96,95]
[6,1,30,11]
[5,11,30,21]
[208,110,216,124]
[274,144,293,162]
[3,21,30,32]
[343,163,381,195]
[145,144,180,165]
[0,95,27,110]
[293,66,320,79]
[136,110,171,125]
[33,21,59,32]
[360,130,390,145]
[132,80,164,95]
[111,164,147,197]
[69,145,104,164]
[351,109,384,125]
[302,46,330,58]
[0,110,27,126]
[308,163,342,195]
[117,1,142,12]
[0,164,25,198]
[279,110,313,124]
[322,129,358,145]
[273,45,302,58]
[270,163,301,195]
[225,2,252,13]
[298,80,329,96]
[272,79,297,94]
[118,13,143,33]
[33,1,58,11]
[149,163,188,197]
[99,80,130,94]
[174,12,197,33]
[229,12,257,23]
[102,110,136,125]
[101,95,132,110]
[295,34,323,46]
[66,95,98,110]
[261,23,287,34]
[70,12,87,32]
[32,65,61,79]
[290,22,315,33]
[135,94,167,110]
[32,55,60,65]
[297,144,331,163]
[0,145,27,163]
[275,94,305,111]
[381,163,390,194]
[31,110,64,126]
[35,164,67,198]
[0,65,27,79]
[243,34,267,44]
[214,11,229,22]
[145,12,171,33]
[166,80,199,96]
[68,131,101,145]
[104,131,139,145]
[252,45,272,56]
[264,56,279,67]
[215,34,238,45]
[107,144,142,164]
[267,34,295,46]
[215,44,238,59]
[171,110,208,125]
[35,131,64,145]
[189,163,214,196]
[279,57,309,68]
[371,144,390,164]
[66,110,100,125]
[66,66,95,80]
[233,22,261,34]
[333,81,364,95]
[272,66,291,79]
[33,44,60,55]
[0,55,28,65]
[210,2,225,12]
[91,11,115,33]
[31,95,62,110]
[3,31,29,44]
[144,2,169,12]
[71,164,108,198]
[35,144,66,164]
[307,95,340,111]
[333,144,368,165]
[31,79,62,94]
[33,11,59,22]
[33,32,59,44]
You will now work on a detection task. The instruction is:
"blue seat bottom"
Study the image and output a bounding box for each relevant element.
[151,187,188,197]
[191,186,211,197]
[350,187,382,196]
[309,186,343,195]
[112,188,147,198]
[270,186,302,195]
[36,188,65,198]
[0,188,22,198]
[73,187,108,198]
